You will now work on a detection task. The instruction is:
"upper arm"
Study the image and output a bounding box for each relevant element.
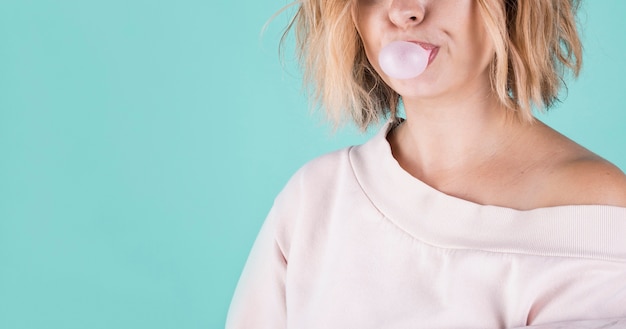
[225,206,288,329]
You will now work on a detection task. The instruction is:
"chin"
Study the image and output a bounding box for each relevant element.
[391,80,443,101]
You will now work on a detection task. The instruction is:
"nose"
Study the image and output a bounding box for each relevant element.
[388,0,425,29]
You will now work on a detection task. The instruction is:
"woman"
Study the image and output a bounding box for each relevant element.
[227,0,626,328]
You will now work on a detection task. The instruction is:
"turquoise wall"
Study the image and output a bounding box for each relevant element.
[0,1,623,328]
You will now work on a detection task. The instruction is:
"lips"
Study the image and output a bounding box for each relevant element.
[409,41,439,66]
[427,47,439,65]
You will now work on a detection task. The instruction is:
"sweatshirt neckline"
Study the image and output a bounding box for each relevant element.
[349,120,626,260]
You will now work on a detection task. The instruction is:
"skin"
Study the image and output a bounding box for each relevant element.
[355,0,626,210]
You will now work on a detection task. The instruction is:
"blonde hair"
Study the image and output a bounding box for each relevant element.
[284,0,583,130]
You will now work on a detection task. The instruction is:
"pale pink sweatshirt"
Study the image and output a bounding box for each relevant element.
[226,121,626,329]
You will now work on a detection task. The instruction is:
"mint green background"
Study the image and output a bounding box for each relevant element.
[0,1,623,328]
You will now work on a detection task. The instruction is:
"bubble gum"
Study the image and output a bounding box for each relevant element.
[378,41,430,80]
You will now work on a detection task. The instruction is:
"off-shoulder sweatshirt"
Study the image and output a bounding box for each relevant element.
[226,121,626,329]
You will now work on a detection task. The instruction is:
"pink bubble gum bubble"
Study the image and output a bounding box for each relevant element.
[378,41,430,80]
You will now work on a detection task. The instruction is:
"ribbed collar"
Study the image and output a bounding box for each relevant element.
[349,120,626,261]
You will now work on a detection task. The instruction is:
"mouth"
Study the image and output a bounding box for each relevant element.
[410,41,439,66]
[427,47,439,65]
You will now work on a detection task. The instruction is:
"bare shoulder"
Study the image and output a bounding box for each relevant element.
[551,155,626,206]
[533,124,626,207]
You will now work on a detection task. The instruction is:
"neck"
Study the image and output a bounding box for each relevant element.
[391,92,527,180]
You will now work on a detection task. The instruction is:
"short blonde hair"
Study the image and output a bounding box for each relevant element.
[285,0,583,130]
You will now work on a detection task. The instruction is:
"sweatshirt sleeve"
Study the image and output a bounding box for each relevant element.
[510,317,626,328]
[225,204,288,329]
